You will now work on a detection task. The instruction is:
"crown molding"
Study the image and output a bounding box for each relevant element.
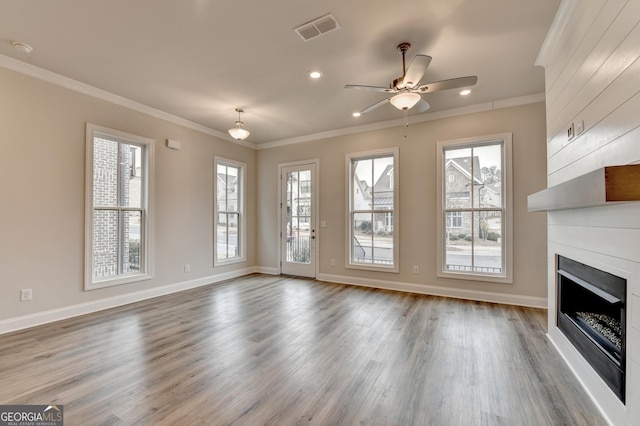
[535,0,580,68]
[256,93,545,150]
[0,54,254,149]
[1,54,544,152]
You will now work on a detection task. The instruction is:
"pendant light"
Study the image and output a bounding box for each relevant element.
[228,108,250,140]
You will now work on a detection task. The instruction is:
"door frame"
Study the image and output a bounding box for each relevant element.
[277,159,320,278]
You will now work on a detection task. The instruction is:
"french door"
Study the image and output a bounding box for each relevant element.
[280,162,317,277]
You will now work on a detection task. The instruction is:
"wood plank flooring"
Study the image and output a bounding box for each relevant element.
[0,274,606,425]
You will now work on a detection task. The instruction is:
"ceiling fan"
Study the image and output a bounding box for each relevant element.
[345,42,478,115]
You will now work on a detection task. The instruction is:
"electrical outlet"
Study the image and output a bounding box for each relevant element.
[567,123,575,141]
[330,259,336,267]
[413,265,419,274]
[575,120,584,135]
[20,288,32,302]
[184,264,191,273]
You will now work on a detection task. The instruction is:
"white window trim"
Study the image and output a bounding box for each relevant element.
[436,133,513,284]
[84,123,155,290]
[214,156,246,266]
[345,147,399,273]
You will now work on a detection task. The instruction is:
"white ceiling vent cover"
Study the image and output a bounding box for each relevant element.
[294,13,340,41]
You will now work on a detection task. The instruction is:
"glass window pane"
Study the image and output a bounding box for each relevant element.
[373,212,393,265]
[217,164,228,212]
[353,212,373,263]
[216,213,229,260]
[372,156,394,209]
[93,137,118,208]
[122,144,143,208]
[444,211,473,272]
[228,213,239,258]
[226,166,239,212]
[474,143,502,208]
[122,211,142,273]
[352,159,372,210]
[444,147,472,209]
[93,210,119,279]
[215,161,243,262]
[474,211,503,274]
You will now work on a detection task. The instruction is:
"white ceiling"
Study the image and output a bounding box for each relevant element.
[0,0,560,145]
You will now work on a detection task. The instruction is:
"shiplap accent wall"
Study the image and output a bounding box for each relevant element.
[537,0,640,424]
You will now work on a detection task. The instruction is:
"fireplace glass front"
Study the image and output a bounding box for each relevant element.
[556,255,626,402]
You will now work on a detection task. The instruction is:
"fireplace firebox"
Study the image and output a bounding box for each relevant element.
[556,256,626,402]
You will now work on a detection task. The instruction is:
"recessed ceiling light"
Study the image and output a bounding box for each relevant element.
[12,41,33,54]
[460,89,471,96]
[352,112,361,117]
[309,70,322,79]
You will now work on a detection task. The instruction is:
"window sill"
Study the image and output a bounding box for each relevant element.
[346,263,399,274]
[86,273,152,291]
[437,270,512,284]
[214,257,246,267]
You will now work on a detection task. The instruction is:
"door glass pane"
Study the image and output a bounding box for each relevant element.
[93,210,119,279]
[122,210,142,273]
[474,211,503,273]
[444,211,472,272]
[286,170,311,264]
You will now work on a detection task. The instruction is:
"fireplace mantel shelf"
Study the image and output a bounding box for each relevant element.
[528,164,640,212]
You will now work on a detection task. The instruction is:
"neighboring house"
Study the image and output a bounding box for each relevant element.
[216,172,239,213]
[445,156,501,238]
[353,165,394,233]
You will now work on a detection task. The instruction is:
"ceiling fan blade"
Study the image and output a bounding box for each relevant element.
[415,98,430,113]
[359,98,390,114]
[418,76,477,93]
[345,84,395,93]
[401,55,431,89]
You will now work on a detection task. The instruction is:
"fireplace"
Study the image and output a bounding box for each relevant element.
[556,255,626,402]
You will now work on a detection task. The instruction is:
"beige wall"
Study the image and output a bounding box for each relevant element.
[0,62,548,327]
[0,67,256,322]
[257,102,548,300]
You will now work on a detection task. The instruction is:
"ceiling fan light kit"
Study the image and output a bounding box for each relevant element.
[390,92,421,110]
[345,42,477,116]
[228,108,250,140]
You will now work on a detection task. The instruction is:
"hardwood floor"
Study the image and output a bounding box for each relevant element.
[0,274,606,425]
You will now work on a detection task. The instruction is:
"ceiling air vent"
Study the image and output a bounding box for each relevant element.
[294,13,340,41]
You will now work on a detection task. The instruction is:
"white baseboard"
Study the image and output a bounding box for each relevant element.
[1,268,546,336]
[254,266,279,275]
[0,267,257,336]
[317,273,547,308]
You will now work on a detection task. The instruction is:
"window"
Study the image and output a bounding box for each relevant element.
[447,211,463,228]
[437,134,512,283]
[215,157,245,265]
[85,124,154,289]
[347,148,399,272]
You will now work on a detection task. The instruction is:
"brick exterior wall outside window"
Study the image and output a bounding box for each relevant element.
[92,137,139,280]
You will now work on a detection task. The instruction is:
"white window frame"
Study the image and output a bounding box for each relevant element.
[214,157,246,266]
[346,147,399,273]
[436,133,513,284]
[84,123,155,290]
